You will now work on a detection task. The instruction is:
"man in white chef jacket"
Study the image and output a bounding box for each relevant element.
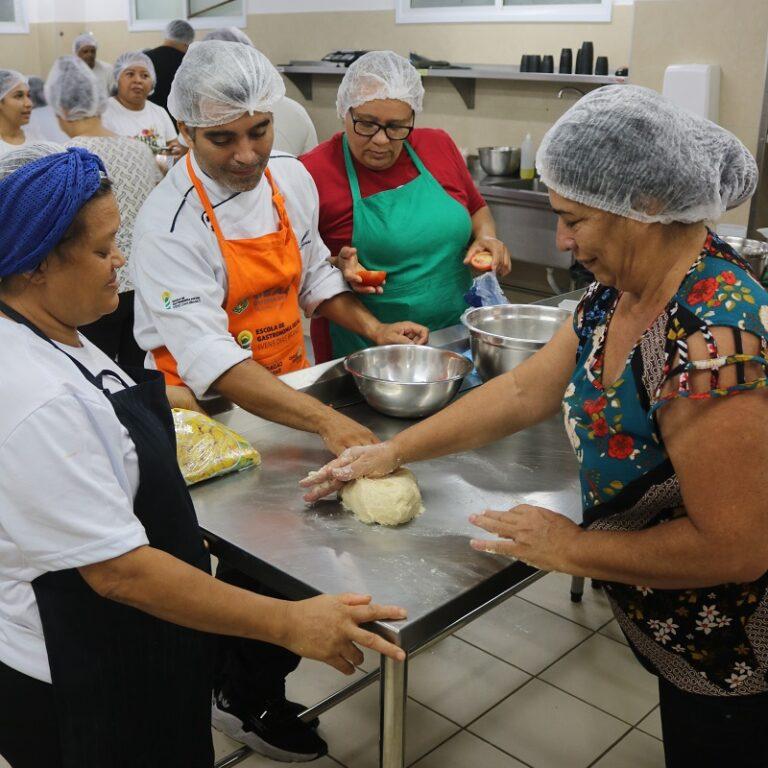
[131,41,427,762]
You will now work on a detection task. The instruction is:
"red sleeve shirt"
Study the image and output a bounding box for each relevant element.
[300,127,486,260]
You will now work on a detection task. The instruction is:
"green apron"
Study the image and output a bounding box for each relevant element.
[329,135,473,357]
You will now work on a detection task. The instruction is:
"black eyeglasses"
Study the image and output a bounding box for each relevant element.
[350,109,415,141]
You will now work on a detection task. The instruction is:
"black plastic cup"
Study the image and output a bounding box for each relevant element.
[559,48,573,74]
[595,56,609,76]
[575,48,584,74]
[520,54,528,72]
[533,55,542,73]
[580,41,594,75]
[541,55,554,74]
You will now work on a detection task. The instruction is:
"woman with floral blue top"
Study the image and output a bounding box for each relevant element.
[302,85,767,767]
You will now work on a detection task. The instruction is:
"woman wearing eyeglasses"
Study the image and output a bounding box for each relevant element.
[301,50,512,362]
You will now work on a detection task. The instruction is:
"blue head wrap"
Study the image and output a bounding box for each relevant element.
[0,147,106,278]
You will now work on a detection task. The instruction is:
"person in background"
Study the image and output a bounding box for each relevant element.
[102,51,181,158]
[0,71,31,156]
[301,50,511,362]
[146,18,195,117]
[72,32,114,95]
[131,40,426,761]
[24,74,70,143]
[203,27,318,156]
[46,55,162,368]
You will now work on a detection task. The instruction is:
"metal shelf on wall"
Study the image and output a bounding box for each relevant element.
[276,63,627,108]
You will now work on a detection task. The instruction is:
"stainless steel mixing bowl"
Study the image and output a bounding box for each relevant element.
[462,304,571,381]
[478,146,521,177]
[344,345,473,418]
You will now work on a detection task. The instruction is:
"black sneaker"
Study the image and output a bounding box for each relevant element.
[211,690,327,763]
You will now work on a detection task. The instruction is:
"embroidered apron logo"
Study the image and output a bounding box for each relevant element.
[237,330,253,349]
[232,299,249,315]
[162,291,172,310]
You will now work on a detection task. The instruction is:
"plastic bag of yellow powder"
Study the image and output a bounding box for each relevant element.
[173,408,261,486]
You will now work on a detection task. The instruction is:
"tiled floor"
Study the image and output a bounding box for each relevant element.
[0,573,665,768]
[212,571,664,768]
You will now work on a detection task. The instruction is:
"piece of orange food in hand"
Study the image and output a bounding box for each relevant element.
[357,269,388,287]
[469,251,494,272]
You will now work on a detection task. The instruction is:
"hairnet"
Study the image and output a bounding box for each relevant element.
[27,76,46,107]
[0,70,27,102]
[72,33,97,54]
[167,40,285,127]
[166,18,194,45]
[0,146,106,278]
[45,56,107,121]
[113,51,156,92]
[336,51,424,119]
[0,142,64,180]
[203,27,253,46]
[536,84,758,225]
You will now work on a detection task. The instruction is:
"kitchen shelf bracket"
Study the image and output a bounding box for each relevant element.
[284,72,313,101]
[448,76,476,109]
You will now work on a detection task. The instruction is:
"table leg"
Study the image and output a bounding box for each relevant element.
[379,654,407,768]
[570,575,585,602]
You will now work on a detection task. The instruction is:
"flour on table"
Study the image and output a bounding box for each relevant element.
[340,468,424,527]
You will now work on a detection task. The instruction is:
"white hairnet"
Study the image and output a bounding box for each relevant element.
[166,18,194,45]
[72,33,97,54]
[112,51,157,93]
[45,56,107,121]
[27,76,46,107]
[0,142,65,180]
[537,85,758,225]
[0,70,27,102]
[167,40,285,128]
[203,27,253,46]
[336,51,424,119]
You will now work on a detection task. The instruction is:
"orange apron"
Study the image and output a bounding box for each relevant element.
[153,154,309,385]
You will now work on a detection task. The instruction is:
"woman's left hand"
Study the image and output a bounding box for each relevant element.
[372,321,429,346]
[464,236,512,277]
[469,504,582,571]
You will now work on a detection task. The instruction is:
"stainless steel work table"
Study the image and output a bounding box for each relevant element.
[196,293,583,768]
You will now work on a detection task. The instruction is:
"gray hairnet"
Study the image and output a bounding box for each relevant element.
[72,33,97,54]
[27,76,46,107]
[203,27,253,46]
[45,56,107,121]
[112,51,157,94]
[166,18,194,45]
[167,40,285,128]
[536,84,758,225]
[336,51,424,119]
[0,142,65,180]
[0,70,27,102]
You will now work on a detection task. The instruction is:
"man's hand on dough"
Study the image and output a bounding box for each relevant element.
[300,442,401,503]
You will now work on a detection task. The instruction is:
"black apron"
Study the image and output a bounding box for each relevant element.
[0,300,215,768]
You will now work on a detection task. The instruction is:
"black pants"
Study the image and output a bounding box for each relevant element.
[659,677,768,767]
[214,560,301,708]
[0,660,62,768]
[79,290,146,369]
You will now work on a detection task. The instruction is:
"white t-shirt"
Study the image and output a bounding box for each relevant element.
[0,320,145,683]
[273,97,318,157]
[131,150,348,398]
[0,134,29,157]
[102,96,177,154]
[24,106,70,144]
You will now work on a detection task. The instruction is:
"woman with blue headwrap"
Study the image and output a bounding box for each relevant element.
[0,146,406,767]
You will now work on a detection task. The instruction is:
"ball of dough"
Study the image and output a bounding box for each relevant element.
[340,468,424,527]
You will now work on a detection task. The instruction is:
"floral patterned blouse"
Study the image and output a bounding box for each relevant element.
[563,231,768,695]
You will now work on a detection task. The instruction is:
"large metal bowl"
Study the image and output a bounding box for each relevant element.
[344,345,472,419]
[462,304,571,381]
[478,146,521,177]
